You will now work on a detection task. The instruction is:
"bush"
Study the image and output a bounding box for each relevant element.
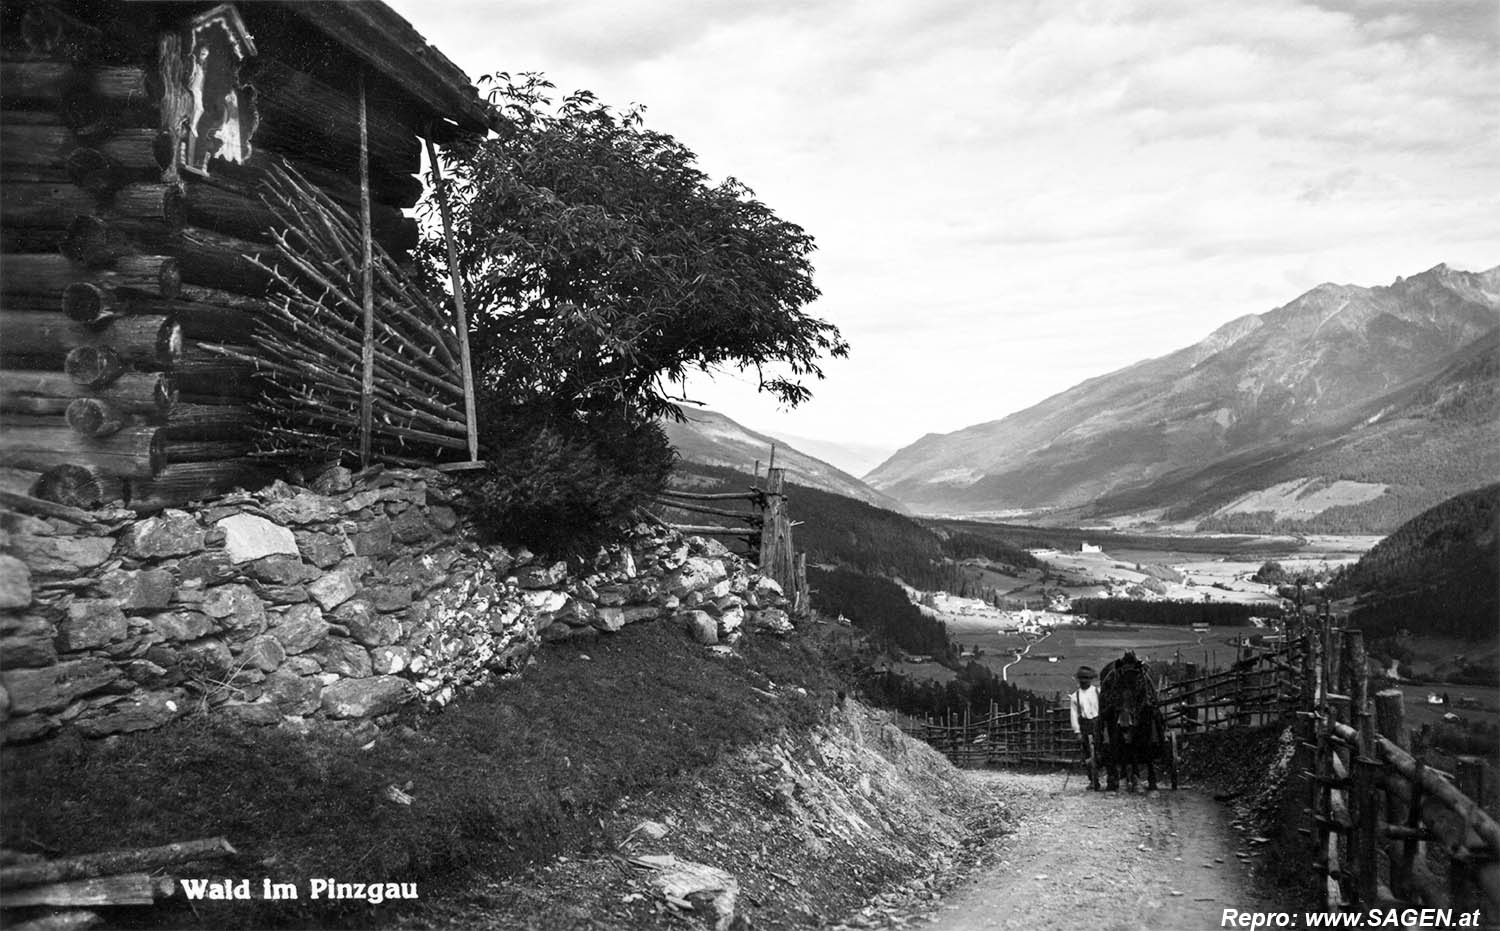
[461,402,677,552]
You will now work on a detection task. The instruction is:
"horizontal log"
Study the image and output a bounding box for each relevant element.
[0,467,44,497]
[126,459,270,511]
[0,418,164,478]
[0,311,181,367]
[181,174,417,253]
[111,182,185,227]
[0,872,162,908]
[160,402,256,439]
[0,369,175,415]
[33,463,127,509]
[0,180,99,228]
[162,437,256,464]
[0,120,76,169]
[657,489,764,502]
[0,837,236,890]
[0,253,181,305]
[665,524,760,536]
[0,62,159,129]
[5,909,104,931]
[214,147,425,211]
[244,58,421,177]
[65,398,124,437]
[97,129,174,174]
[172,347,260,400]
[127,298,261,343]
[63,345,124,388]
[170,226,279,297]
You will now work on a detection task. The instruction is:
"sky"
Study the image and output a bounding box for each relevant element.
[389,0,1500,473]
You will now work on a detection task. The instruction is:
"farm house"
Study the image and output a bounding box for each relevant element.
[0,0,497,510]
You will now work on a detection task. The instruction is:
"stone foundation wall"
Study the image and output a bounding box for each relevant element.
[0,467,791,743]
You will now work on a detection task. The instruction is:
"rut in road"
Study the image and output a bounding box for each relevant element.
[921,771,1281,931]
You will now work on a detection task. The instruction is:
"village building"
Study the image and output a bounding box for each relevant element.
[1,0,498,510]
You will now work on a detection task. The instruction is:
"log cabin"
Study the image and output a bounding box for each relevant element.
[0,0,496,509]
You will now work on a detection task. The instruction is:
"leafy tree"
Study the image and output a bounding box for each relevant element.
[430,74,848,423]
[1252,560,1288,584]
[424,75,847,546]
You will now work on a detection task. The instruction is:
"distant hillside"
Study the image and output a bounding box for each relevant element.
[662,463,1036,593]
[867,263,1500,532]
[662,408,908,513]
[1333,483,1500,646]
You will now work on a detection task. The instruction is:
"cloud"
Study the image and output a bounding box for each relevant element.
[388,0,1500,449]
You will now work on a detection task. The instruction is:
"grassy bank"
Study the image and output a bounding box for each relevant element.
[1,623,846,929]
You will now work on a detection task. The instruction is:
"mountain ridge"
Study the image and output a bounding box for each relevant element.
[867,263,1500,531]
[661,407,909,513]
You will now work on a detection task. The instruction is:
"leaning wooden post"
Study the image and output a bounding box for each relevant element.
[356,70,375,468]
[424,131,480,462]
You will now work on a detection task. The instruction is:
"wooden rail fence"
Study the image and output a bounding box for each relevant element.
[898,617,1499,921]
[651,466,810,616]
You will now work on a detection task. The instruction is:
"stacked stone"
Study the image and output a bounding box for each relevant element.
[0,468,794,744]
[532,529,795,651]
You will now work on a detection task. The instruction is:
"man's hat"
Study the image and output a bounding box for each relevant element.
[1076,666,1096,680]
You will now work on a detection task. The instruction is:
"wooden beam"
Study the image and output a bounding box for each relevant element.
[424,132,478,461]
[358,71,375,469]
[0,837,236,890]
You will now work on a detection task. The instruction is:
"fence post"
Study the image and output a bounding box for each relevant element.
[1452,757,1486,916]
[1344,630,1379,908]
[1375,689,1420,904]
[1321,627,1348,910]
[757,468,796,599]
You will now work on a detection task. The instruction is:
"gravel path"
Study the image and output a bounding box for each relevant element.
[919,771,1279,931]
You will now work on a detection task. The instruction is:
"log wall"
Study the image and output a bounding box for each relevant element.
[1,0,443,511]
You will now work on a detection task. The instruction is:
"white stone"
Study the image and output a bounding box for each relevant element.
[520,590,568,614]
[217,514,298,564]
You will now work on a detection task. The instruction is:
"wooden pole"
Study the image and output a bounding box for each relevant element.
[357,70,374,469]
[1344,630,1378,907]
[424,131,479,461]
[0,837,235,890]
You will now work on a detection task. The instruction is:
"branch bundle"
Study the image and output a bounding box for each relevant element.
[203,165,467,464]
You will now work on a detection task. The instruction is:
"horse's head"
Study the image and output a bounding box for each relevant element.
[1100,655,1158,740]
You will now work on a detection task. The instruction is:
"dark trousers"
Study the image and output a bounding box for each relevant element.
[1077,718,1100,786]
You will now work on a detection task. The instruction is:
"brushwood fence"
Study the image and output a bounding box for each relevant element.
[901,620,1500,921]
[903,701,1079,767]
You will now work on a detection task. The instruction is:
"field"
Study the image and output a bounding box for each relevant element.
[948,621,1267,699]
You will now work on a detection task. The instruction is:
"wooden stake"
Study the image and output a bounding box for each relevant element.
[425,130,479,461]
[357,70,374,469]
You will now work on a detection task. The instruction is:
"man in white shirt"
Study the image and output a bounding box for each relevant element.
[1070,665,1101,791]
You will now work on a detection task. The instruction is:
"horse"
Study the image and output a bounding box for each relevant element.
[1098,652,1166,791]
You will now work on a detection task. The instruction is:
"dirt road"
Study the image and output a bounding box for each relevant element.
[918,771,1279,931]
